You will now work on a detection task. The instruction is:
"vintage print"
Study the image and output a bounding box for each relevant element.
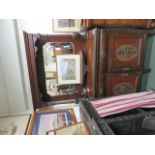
[53,19,82,32]
[56,55,82,85]
[32,109,76,135]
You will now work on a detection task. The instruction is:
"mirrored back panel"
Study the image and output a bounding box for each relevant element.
[43,42,75,97]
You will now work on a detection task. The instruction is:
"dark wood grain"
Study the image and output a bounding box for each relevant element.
[82,19,154,29]
[24,32,42,109]
[107,29,147,72]
[86,28,98,98]
[105,73,142,96]
[96,29,107,97]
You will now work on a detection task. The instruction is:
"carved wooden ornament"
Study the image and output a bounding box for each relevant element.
[116,45,138,61]
[112,82,135,95]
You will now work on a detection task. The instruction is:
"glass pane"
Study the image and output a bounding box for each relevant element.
[43,42,75,97]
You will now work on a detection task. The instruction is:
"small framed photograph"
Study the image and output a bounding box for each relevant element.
[29,108,77,135]
[56,54,83,85]
[53,19,82,32]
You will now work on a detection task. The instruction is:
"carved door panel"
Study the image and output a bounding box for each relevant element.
[106,73,142,96]
[107,30,147,72]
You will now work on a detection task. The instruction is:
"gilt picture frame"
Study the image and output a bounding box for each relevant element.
[52,19,82,32]
[56,54,82,85]
[27,108,77,135]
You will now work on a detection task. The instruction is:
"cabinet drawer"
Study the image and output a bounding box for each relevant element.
[106,73,142,96]
[107,30,147,72]
[83,19,154,29]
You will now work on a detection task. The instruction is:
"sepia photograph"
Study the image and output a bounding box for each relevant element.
[56,55,82,85]
[53,19,82,32]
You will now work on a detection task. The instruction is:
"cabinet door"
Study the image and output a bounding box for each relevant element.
[106,73,141,96]
[107,30,147,72]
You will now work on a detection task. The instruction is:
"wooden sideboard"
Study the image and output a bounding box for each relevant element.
[24,20,152,110]
[93,28,149,97]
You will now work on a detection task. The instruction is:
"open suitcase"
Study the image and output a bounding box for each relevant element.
[26,92,155,135]
[80,96,155,135]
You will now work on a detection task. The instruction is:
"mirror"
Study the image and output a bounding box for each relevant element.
[43,42,76,97]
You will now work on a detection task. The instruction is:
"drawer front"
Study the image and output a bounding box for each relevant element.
[107,30,147,72]
[83,19,153,29]
[106,73,141,96]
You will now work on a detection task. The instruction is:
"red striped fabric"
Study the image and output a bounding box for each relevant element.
[91,91,155,117]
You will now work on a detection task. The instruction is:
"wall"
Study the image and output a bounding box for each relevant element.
[145,36,155,90]
[0,19,57,116]
[141,35,155,91]
[17,19,54,34]
[0,19,33,116]
[141,36,152,90]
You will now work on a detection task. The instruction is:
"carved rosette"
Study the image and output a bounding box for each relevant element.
[116,45,138,61]
[112,82,135,95]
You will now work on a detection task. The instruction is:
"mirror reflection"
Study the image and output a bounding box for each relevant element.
[43,42,75,97]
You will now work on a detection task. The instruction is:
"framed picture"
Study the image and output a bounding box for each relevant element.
[56,54,83,85]
[46,122,91,135]
[28,108,77,135]
[53,19,82,32]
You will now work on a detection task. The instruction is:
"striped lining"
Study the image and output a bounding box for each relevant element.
[91,91,155,117]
